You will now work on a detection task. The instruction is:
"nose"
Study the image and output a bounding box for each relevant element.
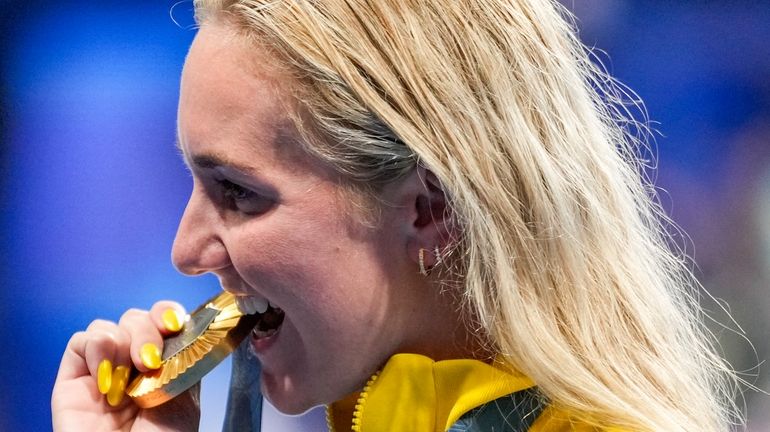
[171,185,231,276]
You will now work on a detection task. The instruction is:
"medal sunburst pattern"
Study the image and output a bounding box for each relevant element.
[126,291,254,406]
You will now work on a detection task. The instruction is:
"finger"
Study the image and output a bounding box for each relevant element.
[83,320,131,375]
[56,331,93,382]
[58,321,116,381]
[118,308,164,373]
[149,300,188,335]
[55,319,132,406]
[86,320,133,408]
[82,320,132,396]
[106,363,131,407]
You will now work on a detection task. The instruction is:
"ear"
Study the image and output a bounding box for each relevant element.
[401,165,453,273]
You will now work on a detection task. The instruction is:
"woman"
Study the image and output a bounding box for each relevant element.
[51,0,740,430]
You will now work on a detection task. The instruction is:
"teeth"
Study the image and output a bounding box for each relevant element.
[234,296,250,314]
[252,327,278,339]
[235,296,269,315]
[254,298,269,313]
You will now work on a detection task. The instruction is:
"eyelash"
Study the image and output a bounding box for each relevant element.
[216,179,271,214]
[219,179,250,201]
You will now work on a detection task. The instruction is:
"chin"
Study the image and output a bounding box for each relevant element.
[260,372,321,415]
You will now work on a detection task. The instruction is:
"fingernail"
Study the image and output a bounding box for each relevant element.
[106,365,129,407]
[140,343,162,370]
[162,308,183,332]
[97,359,112,395]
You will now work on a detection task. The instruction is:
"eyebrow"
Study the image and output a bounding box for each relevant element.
[174,115,306,177]
[189,152,260,177]
[176,142,251,174]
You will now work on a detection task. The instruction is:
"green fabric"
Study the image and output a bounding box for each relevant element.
[448,388,544,432]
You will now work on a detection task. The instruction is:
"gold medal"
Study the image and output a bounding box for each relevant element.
[126,291,259,408]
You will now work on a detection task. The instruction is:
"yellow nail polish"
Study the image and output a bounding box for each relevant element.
[106,366,129,407]
[97,359,112,395]
[140,343,162,370]
[162,308,183,332]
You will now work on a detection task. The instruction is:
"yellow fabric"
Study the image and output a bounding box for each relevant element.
[432,357,535,429]
[331,353,626,432]
[332,353,535,431]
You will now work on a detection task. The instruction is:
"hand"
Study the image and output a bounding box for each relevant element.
[52,301,201,432]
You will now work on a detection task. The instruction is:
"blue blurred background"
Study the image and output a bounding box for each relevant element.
[1,1,768,430]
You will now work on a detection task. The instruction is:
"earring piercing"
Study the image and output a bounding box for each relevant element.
[419,248,428,276]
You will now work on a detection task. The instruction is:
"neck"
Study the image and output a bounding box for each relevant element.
[329,392,359,431]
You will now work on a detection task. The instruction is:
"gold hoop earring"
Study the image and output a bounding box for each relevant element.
[419,248,428,276]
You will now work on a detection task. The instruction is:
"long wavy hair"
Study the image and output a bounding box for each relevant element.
[192,0,741,430]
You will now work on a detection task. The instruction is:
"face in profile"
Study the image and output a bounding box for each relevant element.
[172,21,461,413]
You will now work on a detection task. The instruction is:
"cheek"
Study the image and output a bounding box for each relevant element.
[224,194,404,346]
[227,217,372,309]
[229,218,411,409]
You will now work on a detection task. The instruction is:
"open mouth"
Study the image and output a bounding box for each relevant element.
[235,296,285,340]
[253,304,285,339]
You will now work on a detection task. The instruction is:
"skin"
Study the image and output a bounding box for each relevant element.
[52,19,477,431]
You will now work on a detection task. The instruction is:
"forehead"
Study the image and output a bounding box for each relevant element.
[178,21,309,170]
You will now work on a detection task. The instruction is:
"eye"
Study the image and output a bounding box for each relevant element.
[217,179,274,215]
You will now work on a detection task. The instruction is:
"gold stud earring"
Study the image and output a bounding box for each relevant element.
[419,248,428,276]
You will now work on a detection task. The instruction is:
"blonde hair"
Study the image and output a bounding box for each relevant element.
[192,1,741,430]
